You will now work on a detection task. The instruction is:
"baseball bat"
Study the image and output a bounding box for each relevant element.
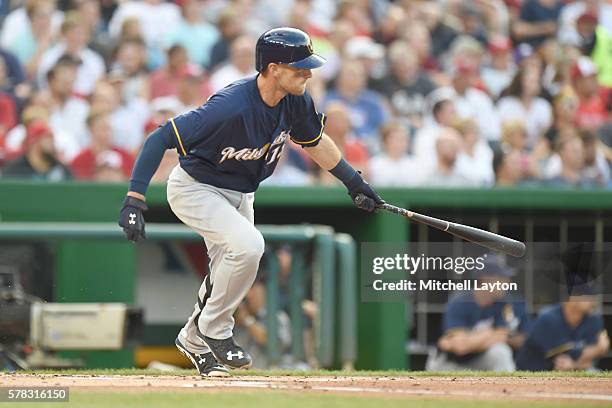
[355,194,526,258]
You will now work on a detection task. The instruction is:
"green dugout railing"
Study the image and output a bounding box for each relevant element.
[0,222,357,369]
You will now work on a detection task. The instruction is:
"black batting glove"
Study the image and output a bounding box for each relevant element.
[346,172,385,212]
[118,196,148,242]
[329,159,384,212]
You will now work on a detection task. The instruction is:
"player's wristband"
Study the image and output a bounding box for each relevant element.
[329,159,362,190]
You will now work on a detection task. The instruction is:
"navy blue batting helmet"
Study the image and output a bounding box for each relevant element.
[256,27,326,73]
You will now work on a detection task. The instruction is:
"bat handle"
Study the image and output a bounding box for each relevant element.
[354,194,413,217]
[380,203,413,218]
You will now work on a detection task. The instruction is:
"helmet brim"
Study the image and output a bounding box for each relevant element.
[288,54,326,70]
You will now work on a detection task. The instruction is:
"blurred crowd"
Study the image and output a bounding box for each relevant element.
[0,0,611,188]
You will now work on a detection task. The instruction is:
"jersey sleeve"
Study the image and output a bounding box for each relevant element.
[442,298,474,334]
[529,313,574,359]
[514,301,531,333]
[129,123,175,195]
[584,314,604,345]
[289,91,326,148]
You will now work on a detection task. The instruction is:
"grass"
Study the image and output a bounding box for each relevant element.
[6,391,610,408]
[6,368,612,378]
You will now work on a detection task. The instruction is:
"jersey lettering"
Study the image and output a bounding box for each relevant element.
[219,144,270,163]
[265,131,290,164]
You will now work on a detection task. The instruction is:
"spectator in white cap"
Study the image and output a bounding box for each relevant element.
[344,36,385,85]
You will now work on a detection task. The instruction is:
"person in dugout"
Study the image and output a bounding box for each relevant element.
[427,256,530,371]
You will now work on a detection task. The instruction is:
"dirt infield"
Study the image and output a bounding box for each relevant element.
[2,373,612,402]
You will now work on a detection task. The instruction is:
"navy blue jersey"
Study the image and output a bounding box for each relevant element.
[443,292,530,334]
[441,292,530,362]
[166,75,325,193]
[516,304,604,371]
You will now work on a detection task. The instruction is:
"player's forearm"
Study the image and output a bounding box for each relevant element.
[507,333,526,350]
[128,124,174,197]
[303,133,342,170]
[463,331,493,353]
[576,343,608,369]
[441,330,490,355]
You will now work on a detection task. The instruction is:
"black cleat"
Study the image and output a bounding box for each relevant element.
[175,337,230,377]
[197,333,252,369]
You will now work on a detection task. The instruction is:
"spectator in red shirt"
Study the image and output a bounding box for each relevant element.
[70,109,133,180]
[148,44,210,101]
[2,120,72,181]
[0,92,17,155]
[93,150,129,182]
[572,56,609,131]
[0,58,17,157]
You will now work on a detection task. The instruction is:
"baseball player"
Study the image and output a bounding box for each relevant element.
[516,286,609,371]
[427,260,529,372]
[118,28,383,376]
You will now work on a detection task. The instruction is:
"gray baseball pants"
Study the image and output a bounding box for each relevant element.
[425,342,516,372]
[167,165,264,354]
